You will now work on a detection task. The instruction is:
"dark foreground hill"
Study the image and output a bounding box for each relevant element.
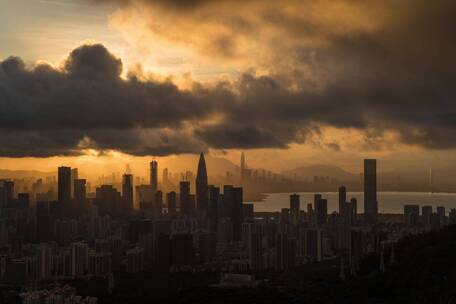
[162,226,456,304]
[4,226,456,304]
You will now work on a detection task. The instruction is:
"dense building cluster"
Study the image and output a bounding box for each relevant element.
[0,155,455,299]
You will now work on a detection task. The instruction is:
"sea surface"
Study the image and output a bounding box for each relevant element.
[250,192,456,215]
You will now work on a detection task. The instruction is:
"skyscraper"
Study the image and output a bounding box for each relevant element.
[122,174,134,212]
[58,166,72,211]
[150,160,158,194]
[404,204,419,226]
[74,179,87,203]
[338,186,346,216]
[350,198,358,216]
[162,168,169,192]
[208,186,220,234]
[240,152,246,182]
[290,194,300,223]
[422,205,433,227]
[155,190,163,214]
[232,187,243,242]
[1,180,14,207]
[70,168,78,198]
[196,152,208,211]
[437,206,446,227]
[316,198,328,226]
[180,181,191,215]
[364,159,378,224]
[249,233,263,271]
[167,191,177,216]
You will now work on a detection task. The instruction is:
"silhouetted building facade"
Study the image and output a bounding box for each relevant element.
[364,159,378,224]
[196,152,208,211]
[167,191,177,216]
[290,194,300,224]
[150,161,158,194]
[180,181,191,215]
[58,167,72,213]
[122,174,134,212]
[404,205,420,226]
[338,186,346,216]
[208,186,220,234]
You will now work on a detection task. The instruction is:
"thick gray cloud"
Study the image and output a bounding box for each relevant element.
[2,1,456,156]
[0,44,221,156]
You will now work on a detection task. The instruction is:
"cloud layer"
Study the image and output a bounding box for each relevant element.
[1,0,456,157]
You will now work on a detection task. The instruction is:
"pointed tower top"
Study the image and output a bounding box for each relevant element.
[197,152,208,181]
[241,152,246,170]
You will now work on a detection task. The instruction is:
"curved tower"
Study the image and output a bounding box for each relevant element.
[196,152,208,211]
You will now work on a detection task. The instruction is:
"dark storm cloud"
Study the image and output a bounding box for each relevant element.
[2,1,456,156]
[0,44,220,156]
[192,0,456,150]
[0,45,212,131]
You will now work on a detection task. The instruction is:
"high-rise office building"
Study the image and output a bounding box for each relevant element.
[290,194,300,223]
[338,186,346,216]
[449,209,456,225]
[249,233,263,271]
[437,206,446,227]
[17,193,30,209]
[150,160,158,193]
[208,186,220,234]
[167,191,177,216]
[232,187,243,242]
[74,179,86,202]
[364,159,378,224]
[162,168,169,192]
[314,194,322,208]
[404,205,420,226]
[1,180,14,207]
[95,185,122,217]
[179,181,191,215]
[221,185,234,218]
[316,198,328,226]
[73,178,86,218]
[71,242,89,278]
[307,203,313,223]
[155,190,163,214]
[240,152,246,182]
[422,205,433,227]
[71,168,78,198]
[196,152,208,211]
[350,198,358,217]
[58,167,72,212]
[122,174,134,212]
[305,228,322,262]
[275,233,288,270]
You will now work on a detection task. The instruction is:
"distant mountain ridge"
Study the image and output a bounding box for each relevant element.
[0,169,52,179]
[282,164,359,181]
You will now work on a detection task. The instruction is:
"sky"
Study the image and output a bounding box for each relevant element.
[0,0,456,177]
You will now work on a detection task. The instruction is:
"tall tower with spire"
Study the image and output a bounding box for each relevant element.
[196,152,208,211]
[150,160,158,194]
[240,152,246,182]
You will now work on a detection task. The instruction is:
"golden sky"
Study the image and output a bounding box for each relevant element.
[1,0,456,176]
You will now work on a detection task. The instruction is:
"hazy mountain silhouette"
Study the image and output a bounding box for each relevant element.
[282,164,359,181]
[0,169,52,179]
